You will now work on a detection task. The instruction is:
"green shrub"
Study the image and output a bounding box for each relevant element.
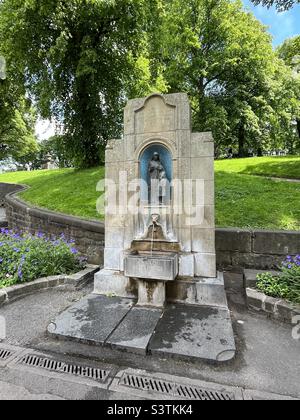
[0,229,87,288]
[256,255,300,304]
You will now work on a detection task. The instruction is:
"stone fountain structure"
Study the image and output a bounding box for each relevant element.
[48,93,236,362]
[95,93,220,307]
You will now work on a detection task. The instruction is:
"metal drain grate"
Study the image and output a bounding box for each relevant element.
[20,354,109,383]
[0,348,12,360]
[120,373,235,400]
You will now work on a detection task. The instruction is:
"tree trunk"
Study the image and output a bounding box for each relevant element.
[238,123,246,157]
[296,118,300,140]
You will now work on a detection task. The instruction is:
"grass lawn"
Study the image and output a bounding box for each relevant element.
[0,156,299,230]
[215,156,300,179]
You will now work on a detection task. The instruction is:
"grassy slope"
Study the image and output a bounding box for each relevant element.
[215,156,300,179]
[0,167,105,220]
[0,156,299,230]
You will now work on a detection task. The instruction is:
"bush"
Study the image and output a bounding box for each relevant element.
[0,229,87,288]
[256,255,300,304]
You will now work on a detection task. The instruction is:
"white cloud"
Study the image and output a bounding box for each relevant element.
[243,0,300,46]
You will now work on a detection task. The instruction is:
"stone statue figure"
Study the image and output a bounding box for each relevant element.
[148,152,167,204]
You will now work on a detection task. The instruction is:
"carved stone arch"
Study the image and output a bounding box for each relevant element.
[135,136,176,162]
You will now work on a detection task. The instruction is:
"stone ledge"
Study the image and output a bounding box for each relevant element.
[243,268,282,288]
[0,265,99,307]
[246,287,300,323]
[5,193,104,234]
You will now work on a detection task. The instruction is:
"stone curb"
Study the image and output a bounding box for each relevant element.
[0,264,99,307]
[5,191,105,234]
[246,287,300,323]
[243,268,282,288]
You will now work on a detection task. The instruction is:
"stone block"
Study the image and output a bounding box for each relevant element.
[191,157,214,180]
[191,132,214,157]
[246,288,264,310]
[134,94,176,135]
[252,230,300,255]
[124,253,178,281]
[177,157,191,179]
[149,305,236,362]
[106,306,162,353]
[166,280,197,304]
[137,279,166,307]
[194,252,216,278]
[216,251,232,269]
[105,138,124,163]
[243,268,281,288]
[176,227,191,252]
[187,205,214,229]
[194,273,228,308]
[93,268,137,298]
[275,300,300,322]
[177,130,191,158]
[104,247,123,270]
[223,271,244,291]
[215,228,252,253]
[231,253,283,270]
[178,254,194,277]
[191,228,215,253]
[0,290,7,305]
[105,227,124,248]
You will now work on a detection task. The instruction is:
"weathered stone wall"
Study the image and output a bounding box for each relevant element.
[216,227,299,270]
[4,186,104,265]
[2,183,299,269]
[0,182,25,206]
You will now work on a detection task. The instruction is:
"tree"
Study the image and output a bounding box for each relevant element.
[0,72,38,161]
[156,0,285,156]
[0,0,159,168]
[251,1,299,11]
[276,36,300,151]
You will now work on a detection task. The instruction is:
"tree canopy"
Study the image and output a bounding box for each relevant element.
[0,61,38,161]
[251,0,299,11]
[151,0,297,155]
[0,0,299,166]
[0,0,160,167]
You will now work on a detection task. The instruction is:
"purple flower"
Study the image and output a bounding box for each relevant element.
[0,258,3,263]
[36,232,44,239]
[13,247,20,253]
[70,247,78,254]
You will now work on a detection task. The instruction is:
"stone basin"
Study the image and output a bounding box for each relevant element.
[124,252,178,281]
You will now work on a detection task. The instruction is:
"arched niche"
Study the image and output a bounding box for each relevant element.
[139,143,173,203]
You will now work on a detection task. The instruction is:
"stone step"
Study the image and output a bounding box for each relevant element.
[47,294,236,362]
[167,272,228,308]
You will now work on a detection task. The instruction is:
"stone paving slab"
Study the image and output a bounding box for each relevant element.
[149,304,236,362]
[48,294,134,345]
[106,306,162,354]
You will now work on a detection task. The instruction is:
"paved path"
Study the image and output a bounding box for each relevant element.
[249,174,300,183]
[0,284,299,400]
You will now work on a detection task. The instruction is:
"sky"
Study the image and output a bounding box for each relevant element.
[243,0,300,46]
[36,1,300,140]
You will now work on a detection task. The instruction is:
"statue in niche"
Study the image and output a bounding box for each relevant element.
[148,152,167,204]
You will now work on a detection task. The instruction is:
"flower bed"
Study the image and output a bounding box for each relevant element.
[0,229,87,288]
[256,255,300,305]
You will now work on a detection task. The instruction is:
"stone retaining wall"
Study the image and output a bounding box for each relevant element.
[2,183,299,268]
[0,182,24,206]
[216,228,299,270]
[4,184,104,265]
